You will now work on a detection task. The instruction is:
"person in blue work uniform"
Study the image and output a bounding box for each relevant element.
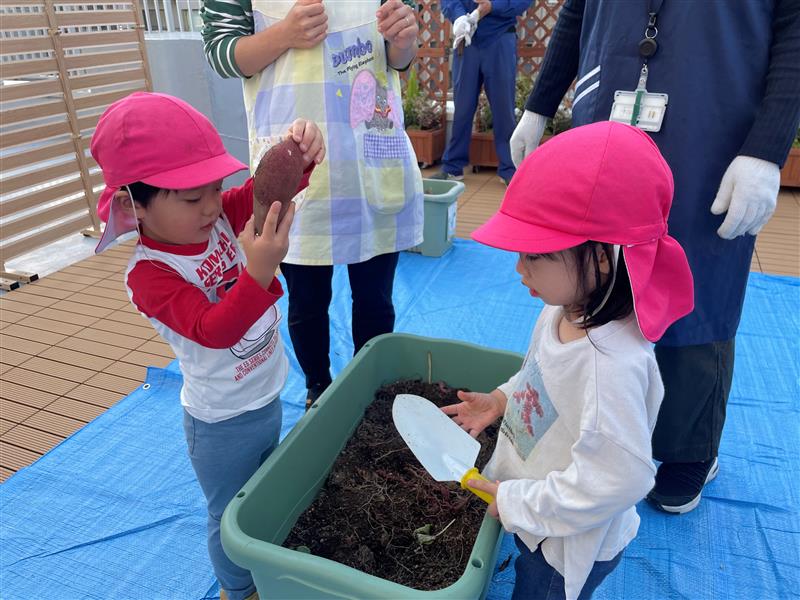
[510,0,800,514]
[430,0,531,186]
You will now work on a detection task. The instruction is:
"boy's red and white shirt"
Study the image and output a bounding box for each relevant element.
[124,175,308,423]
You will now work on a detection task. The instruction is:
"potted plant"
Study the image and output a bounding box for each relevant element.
[404,69,446,167]
[779,128,800,188]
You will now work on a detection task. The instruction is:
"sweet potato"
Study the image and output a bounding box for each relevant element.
[253,138,305,234]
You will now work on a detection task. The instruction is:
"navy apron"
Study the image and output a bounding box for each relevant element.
[570,0,774,346]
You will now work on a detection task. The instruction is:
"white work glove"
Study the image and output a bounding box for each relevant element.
[510,110,548,167]
[452,11,479,49]
[710,155,781,239]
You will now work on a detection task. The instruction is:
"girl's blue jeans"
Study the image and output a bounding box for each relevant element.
[512,535,623,600]
[183,399,282,600]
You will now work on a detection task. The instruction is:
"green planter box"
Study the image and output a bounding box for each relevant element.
[221,333,522,599]
[409,179,466,257]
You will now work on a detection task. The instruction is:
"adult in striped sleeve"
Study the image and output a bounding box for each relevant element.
[202,0,424,410]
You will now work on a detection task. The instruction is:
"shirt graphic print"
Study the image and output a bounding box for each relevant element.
[500,354,558,462]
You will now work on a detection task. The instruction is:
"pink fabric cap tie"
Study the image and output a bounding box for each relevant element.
[472,121,694,342]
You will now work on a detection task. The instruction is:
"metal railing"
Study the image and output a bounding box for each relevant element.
[141,0,202,33]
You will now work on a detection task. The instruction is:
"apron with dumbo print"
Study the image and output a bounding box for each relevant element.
[244,0,423,266]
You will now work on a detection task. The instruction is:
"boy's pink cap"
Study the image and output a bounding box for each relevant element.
[472,121,694,342]
[90,92,247,253]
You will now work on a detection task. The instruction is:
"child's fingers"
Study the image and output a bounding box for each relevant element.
[261,200,282,235]
[242,215,256,240]
[441,403,460,416]
[467,478,498,497]
[307,132,325,164]
[456,389,476,403]
[289,119,306,146]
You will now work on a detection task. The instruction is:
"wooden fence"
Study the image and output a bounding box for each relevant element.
[0,0,151,287]
[406,0,564,113]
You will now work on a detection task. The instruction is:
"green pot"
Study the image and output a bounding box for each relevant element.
[221,333,522,599]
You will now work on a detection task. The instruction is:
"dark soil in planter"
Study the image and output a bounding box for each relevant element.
[283,379,497,590]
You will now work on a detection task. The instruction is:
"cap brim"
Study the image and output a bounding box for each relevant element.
[624,237,694,342]
[142,152,247,190]
[472,209,588,254]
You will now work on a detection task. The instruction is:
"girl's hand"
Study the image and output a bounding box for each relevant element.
[240,200,295,289]
[376,0,417,50]
[287,119,325,167]
[283,0,327,50]
[441,389,506,438]
[468,478,500,518]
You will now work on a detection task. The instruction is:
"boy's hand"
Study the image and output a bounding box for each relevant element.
[475,0,492,18]
[287,119,325,167]
[284,0,327,49]
[468,479,500,518]
[377,0,417,50]
[441,389,506,438]
[240,200,295,289]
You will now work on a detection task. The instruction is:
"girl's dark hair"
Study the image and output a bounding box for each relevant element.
[557,241,634,329]
[125,181,164,208]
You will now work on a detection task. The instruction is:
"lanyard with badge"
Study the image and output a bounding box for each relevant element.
[610,0,669,132]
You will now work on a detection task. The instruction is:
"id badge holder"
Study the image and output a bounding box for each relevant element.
[609,65,668,132]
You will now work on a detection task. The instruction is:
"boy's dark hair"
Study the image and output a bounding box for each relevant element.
[555,241,634,329]
[125,181,163,208]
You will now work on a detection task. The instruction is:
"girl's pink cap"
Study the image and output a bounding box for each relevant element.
[472,121,694,342]
[90,92,247,253]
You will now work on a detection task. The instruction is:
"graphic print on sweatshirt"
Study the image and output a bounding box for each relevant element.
[500,354,558,462]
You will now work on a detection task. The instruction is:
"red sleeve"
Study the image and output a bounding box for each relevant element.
[127,260,283,349]
[222,163,316,236]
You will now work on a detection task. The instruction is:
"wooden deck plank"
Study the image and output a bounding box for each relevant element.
[82,372,142,396]
[61,293,129,311]
[39,346,115,371]
[23,411,85,438]
[35,307,102,328]
[44,397,105,422]
[1,367,78,397]
[56,337,131,361]
[0,380,59,409]
[18,356,98,384]
[16,315,83,337]
[103,361,148,382]
[0,398,38,422]
[73,328,145,350]
[10,283,75,301]
[64,384,126,408]
[77,285,131,302]
[48,300,115,319]
[0,297,44,316]
[2,291,58,308]
[3,424,63,455]
[45,271,104,287]
[28,278,87,293]
[103,310,151,328]
[120,350,174,369]
[0,334,50,357]
[134,340,176,358]
[0,309,27,326]
[0,419,16,435]
[0,441,41,471]
[0,348,32,367]
[87,319,158,340]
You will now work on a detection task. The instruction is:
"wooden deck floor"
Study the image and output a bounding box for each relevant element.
[1,169,798,481]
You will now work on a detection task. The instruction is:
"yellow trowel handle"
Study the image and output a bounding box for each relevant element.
[460,467,495,504]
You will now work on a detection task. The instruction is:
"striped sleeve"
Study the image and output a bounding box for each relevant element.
[201,0,254,79]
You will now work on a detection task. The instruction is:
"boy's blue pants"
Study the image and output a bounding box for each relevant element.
[183,399,282,600]
[442,32,518,181]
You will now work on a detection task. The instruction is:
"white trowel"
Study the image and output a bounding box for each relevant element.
[392,393,495,504]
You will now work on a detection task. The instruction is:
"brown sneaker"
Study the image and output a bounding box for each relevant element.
[305,382,328,411]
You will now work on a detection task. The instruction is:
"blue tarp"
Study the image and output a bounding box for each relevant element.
[2,240,798,599]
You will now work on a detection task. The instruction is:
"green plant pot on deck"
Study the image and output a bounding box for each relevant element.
[409,179,466,257]
[221,333,523,599]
